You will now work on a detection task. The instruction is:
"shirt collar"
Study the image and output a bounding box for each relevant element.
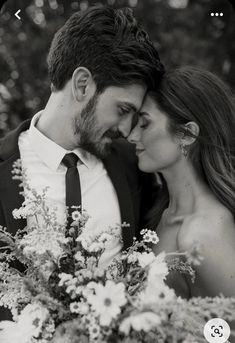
[28,111,97,171]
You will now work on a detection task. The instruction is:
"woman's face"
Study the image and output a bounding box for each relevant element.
[128,95,181,173]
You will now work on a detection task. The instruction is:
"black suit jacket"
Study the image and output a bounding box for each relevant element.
[0,119,156,320]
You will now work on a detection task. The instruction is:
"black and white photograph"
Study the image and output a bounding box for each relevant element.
[0,0,235,342]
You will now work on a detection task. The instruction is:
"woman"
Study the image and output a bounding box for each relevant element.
[128,67,235,299]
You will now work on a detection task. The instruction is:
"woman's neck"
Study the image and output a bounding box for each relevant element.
[161,160,211,217]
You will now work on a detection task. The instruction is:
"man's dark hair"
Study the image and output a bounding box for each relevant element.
[47,6,165,93]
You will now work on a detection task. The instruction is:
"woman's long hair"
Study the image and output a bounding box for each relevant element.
[146,66,235,228]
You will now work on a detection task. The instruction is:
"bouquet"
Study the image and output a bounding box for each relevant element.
[0,160,235,343]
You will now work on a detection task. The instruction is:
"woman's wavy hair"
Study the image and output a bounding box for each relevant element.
[146,66,235,228]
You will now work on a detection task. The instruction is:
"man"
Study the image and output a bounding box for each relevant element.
[0,5,164,319]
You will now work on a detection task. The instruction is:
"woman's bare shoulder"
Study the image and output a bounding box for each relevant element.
[176,206,235,297]
[177,205,235,252]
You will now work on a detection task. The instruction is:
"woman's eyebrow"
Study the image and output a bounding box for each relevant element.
[138,111,149,117]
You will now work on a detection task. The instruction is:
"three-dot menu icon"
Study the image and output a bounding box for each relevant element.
[210,13,223,16]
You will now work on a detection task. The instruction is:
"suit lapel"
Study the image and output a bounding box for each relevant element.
[0,152,26,235]
[0,120,30,234]
[103,149,136,250]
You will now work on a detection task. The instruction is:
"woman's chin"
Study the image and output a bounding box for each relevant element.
[137,159,154,173]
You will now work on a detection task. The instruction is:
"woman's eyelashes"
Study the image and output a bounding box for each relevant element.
[139,117,149,129]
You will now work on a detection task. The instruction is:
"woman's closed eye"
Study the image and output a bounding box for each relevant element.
[139,117,149,129]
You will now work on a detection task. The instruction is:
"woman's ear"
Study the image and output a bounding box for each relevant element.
[181,121,200,147]
[71,67,95,102]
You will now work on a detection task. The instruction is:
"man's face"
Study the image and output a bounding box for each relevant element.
[73,84,146,159]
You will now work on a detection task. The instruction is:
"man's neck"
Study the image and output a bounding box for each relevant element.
[36,91,76,150]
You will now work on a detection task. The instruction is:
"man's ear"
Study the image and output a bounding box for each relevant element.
[181,121,200,147]
[71,67,95,102]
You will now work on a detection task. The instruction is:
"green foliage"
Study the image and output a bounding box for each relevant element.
[0,0,234,136]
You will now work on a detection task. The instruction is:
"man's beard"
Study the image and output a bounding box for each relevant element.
[74,92,122,159]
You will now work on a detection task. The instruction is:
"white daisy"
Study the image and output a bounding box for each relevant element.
[87,280,127,326]
[89,323,101,340]
[71,210,81,222]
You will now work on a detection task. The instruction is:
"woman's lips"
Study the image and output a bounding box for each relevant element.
[136,148,145,156]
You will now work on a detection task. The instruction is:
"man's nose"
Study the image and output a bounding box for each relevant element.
[127,124,141,144]
[118,117,133,138]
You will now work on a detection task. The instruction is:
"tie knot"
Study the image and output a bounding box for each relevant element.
[62,153,79,169]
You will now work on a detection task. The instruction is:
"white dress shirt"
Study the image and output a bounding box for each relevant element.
[18,112,122,268]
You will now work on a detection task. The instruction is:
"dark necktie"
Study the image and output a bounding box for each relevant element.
[62,153,82,229]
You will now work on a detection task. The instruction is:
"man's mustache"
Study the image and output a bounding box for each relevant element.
[104,130,123,139]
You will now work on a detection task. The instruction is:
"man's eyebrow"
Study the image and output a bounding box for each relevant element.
[118,102,137,113]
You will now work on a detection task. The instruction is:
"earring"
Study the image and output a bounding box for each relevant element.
[180,142,188,157]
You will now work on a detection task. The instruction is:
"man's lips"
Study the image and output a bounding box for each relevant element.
[104,131,122,139]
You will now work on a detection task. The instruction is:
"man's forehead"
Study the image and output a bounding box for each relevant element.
[105,84,146,98]
[106,84,146,109]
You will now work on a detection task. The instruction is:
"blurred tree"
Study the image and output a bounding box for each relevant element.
[0,0,234,135]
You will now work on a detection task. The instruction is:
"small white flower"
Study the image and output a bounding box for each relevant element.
[87,280,127,326]
[74,302,90,315]
[127,252,139,264]
[98,232,113,244]
[82,288,95,299]
[186,241,204,266]
[70,302,80,314]
[81,312,97,327]
[93,268,105,278]
[19,303,49,337]
[89,323,101,340]
[88,241,105,253]
[76,234,93,250]
[19,227,69,261]
[0,303,50,343]
[12,199,38,219]
[80,269,93,279]
[86,281,98,290]
[71,210,81,222]
[58,273,73,287]
[74,251,85,265]
[142,230,159,244]
[82,281,97,298]
[140,228,148,235]
[139,281,175,306]
[120,311,161,335]
[86,256,97,269]
[66,283,77,294]
[137,252,156,268]
[75,286,84,296]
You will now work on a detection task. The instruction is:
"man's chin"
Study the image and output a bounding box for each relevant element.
[80,141,112,159]
[98,141,112,159]
[102,136,113,145]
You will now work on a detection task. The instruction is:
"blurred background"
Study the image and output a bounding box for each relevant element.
[0,0,234,136]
